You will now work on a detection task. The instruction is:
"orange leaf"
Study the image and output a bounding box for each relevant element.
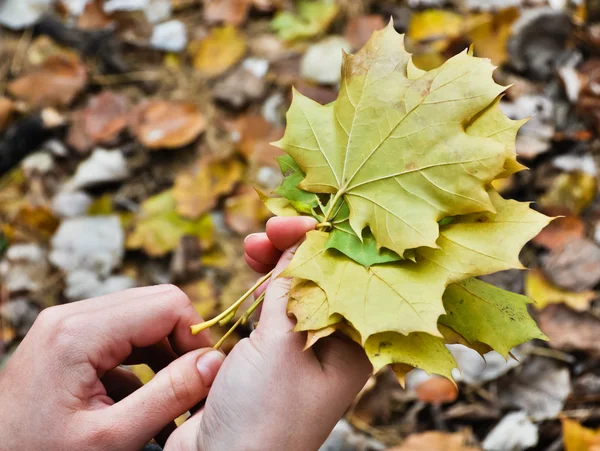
[562,418,600,451]
[8,54,87,108]
[130,100,206,149]
[173,156,245,218]
[191,26,247,78]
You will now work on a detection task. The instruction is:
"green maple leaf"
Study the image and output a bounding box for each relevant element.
[273,23,525,257]
[441,278,548,358]
[283,191,550,341]
[274,155,319,215]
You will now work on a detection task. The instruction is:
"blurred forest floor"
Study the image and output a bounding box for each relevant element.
[2,0,600,449]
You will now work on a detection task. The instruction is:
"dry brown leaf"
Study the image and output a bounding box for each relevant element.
[130,100,206,149]
[204,0,252,26]
[8,54,88,109]
[0,97,14,131]
[191,26,247,78]
[526,269,595,312]
[173,156,245,219]
[538,304,600,355]
[67,91,130,152]
[391,430,480,451]
[532,216,585,250]
[78,0,113,29]
[414,375,458,404]
[224,184,272,235]
[344,15,386,51]
[236,114,284,167]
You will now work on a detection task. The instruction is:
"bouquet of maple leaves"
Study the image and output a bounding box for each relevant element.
[193,23,551,384]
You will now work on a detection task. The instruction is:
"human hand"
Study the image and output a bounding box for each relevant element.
[0,285,225,451]
[166,217,373,451]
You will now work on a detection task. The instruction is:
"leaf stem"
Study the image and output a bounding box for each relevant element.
[317,190,345,231]
[214,292,266,349]
[191,269,274,335]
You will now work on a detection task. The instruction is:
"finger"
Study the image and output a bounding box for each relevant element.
[313,335,373,399]
[67,285,212,372]
[265,216,317,251]
[244,233,281,266]
[258,244,303,332]
[164,409,204,451]
[97,348,225,450]
[101,367,177,447]
[244,253,274,274]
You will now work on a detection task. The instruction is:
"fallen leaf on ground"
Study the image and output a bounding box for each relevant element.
[539,171,597,216]
[532,216,585,250]
[180,279,218,319]
[236,114,284,167]
[414,375,458,404]
[526,269,595,312]
[562,418,600,451]
[407,10,464,53]
[130,100,206,149]
[0,97,14,131]
[391,430,480,451]
[538,304,600,355]
[465,8,520,66]
[542,238,600,292]
[224,184,271,235]
[204,0,252,26]
[67,91,130,152]
[77,0,113,29]
[173,156,245,219]
[271,0,338,42]
[344,15,386,51]
[8,54,88,109]
[127,190,214,257]
[191,26,247,78]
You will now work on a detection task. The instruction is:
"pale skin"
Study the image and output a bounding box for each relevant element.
[0,217,373,451]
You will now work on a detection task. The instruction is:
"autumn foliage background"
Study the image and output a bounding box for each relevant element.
[1,0,600,450]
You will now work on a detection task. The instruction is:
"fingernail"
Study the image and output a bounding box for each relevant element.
[196,350,225,386]
[244,233,262,243]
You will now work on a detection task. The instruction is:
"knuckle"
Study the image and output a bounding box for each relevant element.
[160,284,191,310]
[34,306,65,330]
[166,367,194,408]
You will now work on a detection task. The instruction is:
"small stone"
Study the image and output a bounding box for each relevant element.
[542,237,600,291]
[150,20,187,52]
[242,58,269,78]
[482,411,538,451]
[0,299,39,337]
[0,0,53,30]
[64,269,136,301]
[69,148,130,190]
[213,66,266,109]
[61,0,93,16]
[52,191,93,218]
[301,37,352,85]
[0,244,50,293]
[21,152,54,176]
[50,215,124,277]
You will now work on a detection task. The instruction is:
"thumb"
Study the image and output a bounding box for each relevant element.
[98,348,224,449]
